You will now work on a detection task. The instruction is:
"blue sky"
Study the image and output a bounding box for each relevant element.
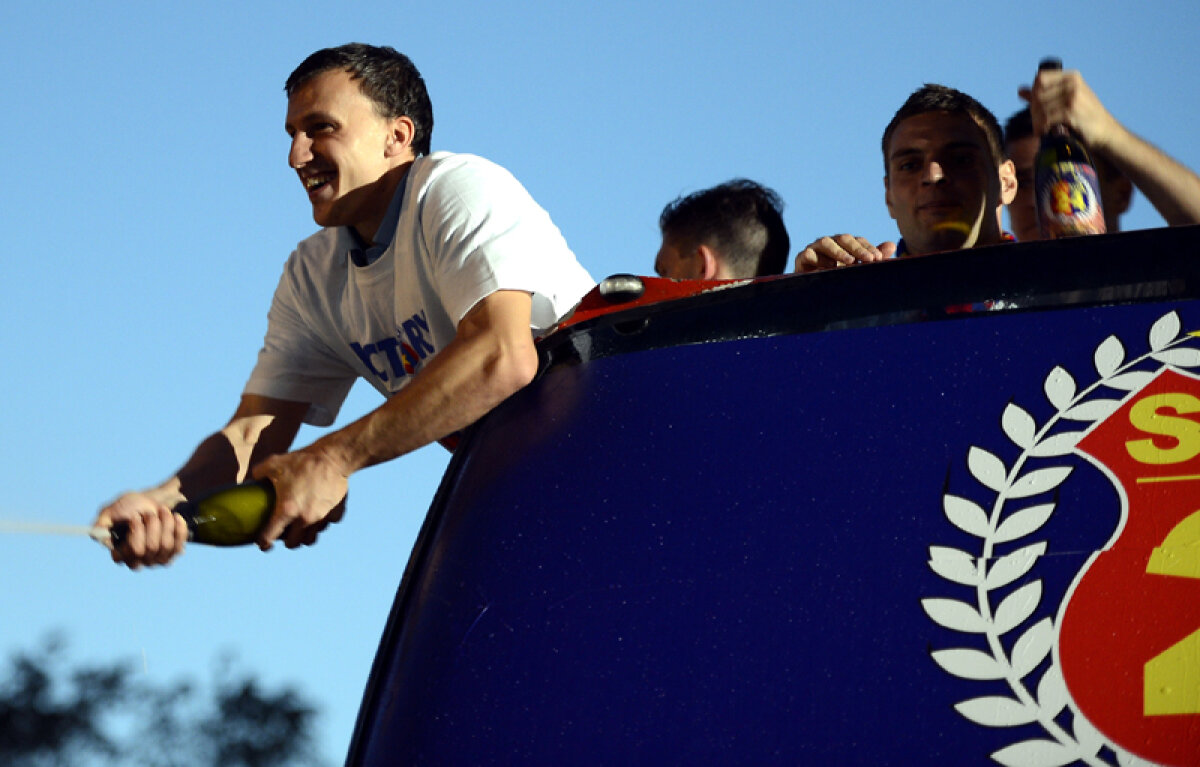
[1,0,1197,762]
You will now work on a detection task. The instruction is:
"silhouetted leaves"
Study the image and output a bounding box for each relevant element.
[0,635,326,767]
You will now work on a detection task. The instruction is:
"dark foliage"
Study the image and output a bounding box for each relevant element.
[0,635,327,767]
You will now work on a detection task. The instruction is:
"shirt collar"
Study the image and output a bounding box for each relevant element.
[349,173,409,267]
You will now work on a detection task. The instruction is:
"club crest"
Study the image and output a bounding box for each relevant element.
[923,309,1200,767]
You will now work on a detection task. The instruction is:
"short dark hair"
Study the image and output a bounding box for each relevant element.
[1003,107,1034,148]
[882,84,1005,175]
[659,179,790,277]
[286,43,434,156]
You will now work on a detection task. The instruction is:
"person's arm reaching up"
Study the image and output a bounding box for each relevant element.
[1024,69,1200,227]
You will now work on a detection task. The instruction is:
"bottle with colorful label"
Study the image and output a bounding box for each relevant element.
[1034,57,1106,238]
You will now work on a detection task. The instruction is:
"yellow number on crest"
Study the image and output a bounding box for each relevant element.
[1144,510,1200,716]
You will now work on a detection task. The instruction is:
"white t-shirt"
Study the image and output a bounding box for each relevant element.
[244,152,595,426]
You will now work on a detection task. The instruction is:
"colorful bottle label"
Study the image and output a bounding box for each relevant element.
[1036,161,1106,238]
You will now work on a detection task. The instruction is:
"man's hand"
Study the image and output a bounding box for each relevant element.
[794,235,896,273]
[252,446,348,550]
[1021,69,1120,152]
[94,492,188,569]
[1021,69,1200,227]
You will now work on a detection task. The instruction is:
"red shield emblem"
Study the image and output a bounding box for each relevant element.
[1066,367,1200,765]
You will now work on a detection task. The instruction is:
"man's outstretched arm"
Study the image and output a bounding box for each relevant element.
[251,288,539,549]
[94,395,309,568]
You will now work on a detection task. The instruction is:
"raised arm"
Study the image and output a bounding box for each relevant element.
[1023,69,1200,227]
[94,395,309,568]
[251,289,539,549]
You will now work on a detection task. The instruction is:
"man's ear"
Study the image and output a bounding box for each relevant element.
[385,115,417,158]
[696,244,720,280]
[884,175,897,221]
[998,160,1018,206]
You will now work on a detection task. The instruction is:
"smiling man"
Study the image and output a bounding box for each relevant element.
[93,44,594,567]
[795,84,1016,272]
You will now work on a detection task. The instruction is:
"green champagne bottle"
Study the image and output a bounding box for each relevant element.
[109,479,275,548]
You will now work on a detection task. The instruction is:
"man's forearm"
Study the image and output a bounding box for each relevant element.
[155,400,309,503]
[312,312,538,476]
[249,291,539,549]
[1100,125,1200,226]
[127,430,245,510]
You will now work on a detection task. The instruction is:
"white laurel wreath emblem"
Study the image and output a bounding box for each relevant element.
[922,310,1200,767]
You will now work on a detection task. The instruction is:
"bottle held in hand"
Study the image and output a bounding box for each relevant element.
[1034,57,1106,239]
[111,479,275,548]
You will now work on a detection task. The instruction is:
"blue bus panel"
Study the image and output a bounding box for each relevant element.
[348,226,1200,766]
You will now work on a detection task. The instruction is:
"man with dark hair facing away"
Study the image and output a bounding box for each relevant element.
[655,179,790,280]
[1004,66,1200,243]
[795,84,1017,272]
[94,43,595,567]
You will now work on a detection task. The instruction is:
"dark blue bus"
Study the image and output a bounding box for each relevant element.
[346,226,1200,766]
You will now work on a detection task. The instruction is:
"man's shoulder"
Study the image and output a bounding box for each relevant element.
[419,150,505,173]
[411,151,521,197]
[290,226,354,270]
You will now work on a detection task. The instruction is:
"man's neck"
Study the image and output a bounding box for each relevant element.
[351,161,414,244]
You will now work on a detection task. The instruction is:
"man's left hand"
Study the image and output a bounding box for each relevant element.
[252,447,348,550]
[1021,69,1120,153]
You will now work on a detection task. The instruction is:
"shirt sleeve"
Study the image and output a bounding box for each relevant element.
[242,251,357,427]
[417,157,595,331]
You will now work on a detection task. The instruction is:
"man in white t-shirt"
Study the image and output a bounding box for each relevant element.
[94,44,595,567]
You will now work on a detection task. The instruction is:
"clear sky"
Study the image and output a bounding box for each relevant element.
[2,0,1198,763]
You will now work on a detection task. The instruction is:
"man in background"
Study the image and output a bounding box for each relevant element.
[655,179,790,280]
[794,84,1016,272]
[1005,67,1200,241]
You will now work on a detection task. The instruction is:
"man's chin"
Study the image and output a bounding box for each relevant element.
[908,228,970,257]
[311,203,340,228]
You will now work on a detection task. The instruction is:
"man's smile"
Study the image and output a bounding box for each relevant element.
[302,171,335,194]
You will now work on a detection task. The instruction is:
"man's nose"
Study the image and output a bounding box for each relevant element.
[922,161,945,185]
[289,134,312,169]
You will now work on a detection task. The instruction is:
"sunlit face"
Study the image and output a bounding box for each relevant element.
[1005,134,1040,243]
[285,69,411,241]
[654,236,703,280]
[885,111,1008,256]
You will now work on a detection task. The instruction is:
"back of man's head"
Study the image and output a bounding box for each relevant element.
[1003,106,1034,147]
[658,179,790,278]
[882,84,1006,175]
[286,43,434,156]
